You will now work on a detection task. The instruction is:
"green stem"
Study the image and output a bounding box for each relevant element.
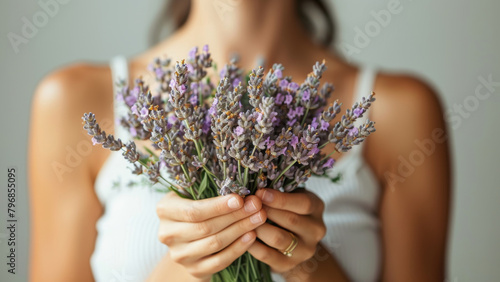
[179,164,198,199]
[243,166,249,187]
[142,146,159,159]
[301,107,310,126]
[243,132,265,187]
[286,179,297,187]
[247,252,259,280]
[238,160,243,185]
[261,262,273,282]
[321,149,338,161]
[318,141,330,149]
[202,165,218,179]
[271,160,297,187]
[234,256,242,282]
[250,133,264,157]
[194,139,221,182]
[253,168,262,193]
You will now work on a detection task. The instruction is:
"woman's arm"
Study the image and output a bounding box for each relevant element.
[368,75,451,281]
[28,66,112,281]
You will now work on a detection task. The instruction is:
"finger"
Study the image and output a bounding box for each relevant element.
[171,209,267,264]
[264,206,326,244]
[156,192,245,222]
[191,231,257,278]
[253,223,306,258]
[255,188,324,215]
[247,240,296,273]
[167,196,263,243]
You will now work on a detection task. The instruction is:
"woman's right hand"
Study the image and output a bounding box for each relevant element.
[156,192,267,280]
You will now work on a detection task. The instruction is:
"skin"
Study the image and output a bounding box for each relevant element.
[28,0,450,281]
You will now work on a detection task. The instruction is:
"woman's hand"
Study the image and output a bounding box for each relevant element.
[248,188,327,274]
[156,192,267,280]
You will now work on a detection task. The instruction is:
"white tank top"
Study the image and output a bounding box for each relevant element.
[90,56,381,282]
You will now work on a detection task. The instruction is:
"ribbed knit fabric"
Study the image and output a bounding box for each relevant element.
[90,56,381,282]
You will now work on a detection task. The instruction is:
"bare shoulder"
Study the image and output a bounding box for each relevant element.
[374,73,442,110]
[33,63,113,111]
[366,72,449,177]
[30,62,114,180]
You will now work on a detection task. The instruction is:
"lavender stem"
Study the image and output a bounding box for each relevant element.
[270,160,297,187]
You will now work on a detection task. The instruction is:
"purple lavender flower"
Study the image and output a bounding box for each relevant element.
[188,46,198,60]
[125,95,137,107]
[234,126,244,136]
[233,78,242,88]
[255,112,263,122]
[280,79,289,89]
[353,107,364,117]
[131,104,139,116]
[155,68,165,80]
[302,90,310,101]
[168,115,177,124]
[266,137,275,149]
[284,94,293,105]
[202,119,211,134]
[311,118,319,129]
[130,86,140,98]
[178,84,187,94]
[139,107,149,118]
[295,106,304,117]
[323,158,335,169]
[190,82,199,93]
[129,127,137,137]
[288,82,299,92]
[320,120,329,131]
[274,69,282,79]
[287,119,297,127]
[348,127,359,137]
[275,93,284,105]
[189,94,198,105]
[309,146,320,156]
[290,135,299,149]
[219,68,227,78]
[169,78,177,89]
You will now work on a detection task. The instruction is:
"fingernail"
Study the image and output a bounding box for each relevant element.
[262,190,274,203]
[244,200,257,212]
[228,197,240,209]
[250,213,262,224]
[241,232,253,243]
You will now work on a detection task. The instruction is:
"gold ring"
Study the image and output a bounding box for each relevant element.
[281,232,298,257]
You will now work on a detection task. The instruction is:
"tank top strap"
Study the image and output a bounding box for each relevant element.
[350,66,377,155]
[109,55,130,139]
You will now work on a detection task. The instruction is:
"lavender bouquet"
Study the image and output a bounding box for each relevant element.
[82,45,375,282]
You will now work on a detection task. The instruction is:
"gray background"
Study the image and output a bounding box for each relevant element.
[1,0,499,281]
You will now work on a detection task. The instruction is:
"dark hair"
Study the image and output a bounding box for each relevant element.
[149,0,336,47]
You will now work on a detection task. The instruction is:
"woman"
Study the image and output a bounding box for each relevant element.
[28,0,450,281]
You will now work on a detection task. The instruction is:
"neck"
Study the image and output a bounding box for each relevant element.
[177,0,318,68]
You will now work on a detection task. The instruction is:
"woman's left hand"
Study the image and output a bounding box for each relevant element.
[248,188,327,273]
